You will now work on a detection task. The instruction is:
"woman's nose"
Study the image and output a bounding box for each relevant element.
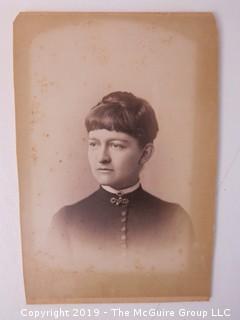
[98,146,111,163]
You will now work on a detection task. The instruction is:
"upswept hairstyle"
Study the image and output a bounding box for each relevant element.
[85,91,159,147]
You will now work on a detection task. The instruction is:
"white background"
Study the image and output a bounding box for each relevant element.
[0,0,240,319]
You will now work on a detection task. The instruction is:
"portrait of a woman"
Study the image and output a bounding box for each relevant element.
[49,91,195,274]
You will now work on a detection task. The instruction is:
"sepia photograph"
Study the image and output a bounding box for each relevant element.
[14,12,218,303]
[49,90,195,272]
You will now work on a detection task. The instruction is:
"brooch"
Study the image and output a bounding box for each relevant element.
[110,194,129,207]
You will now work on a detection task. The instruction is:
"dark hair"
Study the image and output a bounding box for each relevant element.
[85,91,159,147]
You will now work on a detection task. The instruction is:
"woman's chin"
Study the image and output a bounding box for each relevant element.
[94,175,115,186]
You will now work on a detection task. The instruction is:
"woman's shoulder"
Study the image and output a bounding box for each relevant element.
[139,188,186,212]
[52,189,100,223]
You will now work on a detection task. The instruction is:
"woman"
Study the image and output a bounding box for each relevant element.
[49,91,194,274]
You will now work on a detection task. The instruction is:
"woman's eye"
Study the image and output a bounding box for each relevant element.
[89,142,97,147]
[110,143,125,149]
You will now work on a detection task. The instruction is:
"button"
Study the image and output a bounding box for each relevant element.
[121,217,127,223]
[121,234,127,241]
[121,210,127,217]
[121,226,126,232]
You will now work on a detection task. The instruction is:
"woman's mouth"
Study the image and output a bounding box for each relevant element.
[97,168,113,172]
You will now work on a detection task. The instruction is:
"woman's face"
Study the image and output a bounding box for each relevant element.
[88,129,147,189]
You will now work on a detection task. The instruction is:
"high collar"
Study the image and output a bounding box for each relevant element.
[101,181,141,195]
[98,184,143,208]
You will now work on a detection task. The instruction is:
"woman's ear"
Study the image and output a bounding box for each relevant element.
[139,143,154,166]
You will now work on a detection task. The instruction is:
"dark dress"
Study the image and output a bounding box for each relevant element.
[49,186,194,274]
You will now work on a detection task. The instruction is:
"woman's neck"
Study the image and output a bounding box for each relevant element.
[101,181,140,195]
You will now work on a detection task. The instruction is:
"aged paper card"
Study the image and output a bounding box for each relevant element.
[14,12,218,303]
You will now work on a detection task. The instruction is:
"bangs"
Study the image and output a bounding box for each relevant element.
[85,104,137,135]
[84,91,159,147]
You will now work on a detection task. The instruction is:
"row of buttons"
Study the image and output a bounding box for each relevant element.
[109,193,129,249]
[120,209,128,248]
